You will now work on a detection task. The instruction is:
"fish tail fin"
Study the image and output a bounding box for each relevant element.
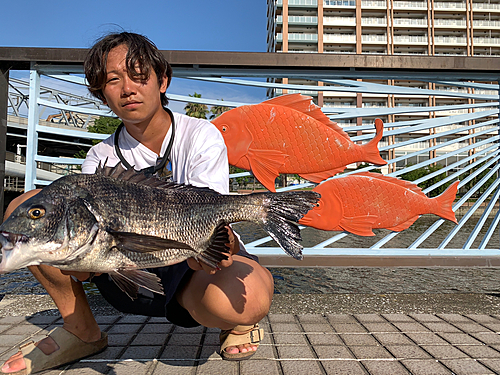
[362,118,387,166]
[261,191,320,260]
[432,181,459,224]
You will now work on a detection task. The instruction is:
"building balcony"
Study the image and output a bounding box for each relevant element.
[323,34,357,43]
[393,1,427,9]
[434,36,467,45]
[433,19,467,28]
[361,0,387,8]
[433,2,466,11]
[324,0,356,7]
[393,18,428,27]
[277,0,318,7]
[474,37,500,46]
[473,20,500,29]
[277,15,318,25]
[361,17,388,26]
[362,35,388,43]
[393,35,428,44]
[324,16,356,26]
[276,33,319,42]
[473,3,500,12]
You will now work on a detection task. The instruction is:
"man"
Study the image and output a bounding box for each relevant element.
[1,32,273,374]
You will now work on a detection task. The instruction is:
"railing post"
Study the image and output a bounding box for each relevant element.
[25,66,40,192]
[0,67,8,219]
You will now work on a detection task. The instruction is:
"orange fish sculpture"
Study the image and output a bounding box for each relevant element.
[212,94,387,192]
[299,172,459,236]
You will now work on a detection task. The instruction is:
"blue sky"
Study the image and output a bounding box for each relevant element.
[1,0,269,112]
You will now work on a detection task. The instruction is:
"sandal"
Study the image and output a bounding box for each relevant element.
[219,324,264,361]
[1,327,108,375]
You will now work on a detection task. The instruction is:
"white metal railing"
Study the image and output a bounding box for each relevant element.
[323,34,357,43]
[324,16,356,26]
[362,17,388,26]
[393,1,427,8]
[278,15,318,24]
[433,19,467,27]
[474,37,500,46]
[393,18,428,26]
[361,0,387,7]
[11,63,500,259]
[393,35,428,44]
[473,20,500,28]
[362,34,388,43]
[434,36,468,45]
[473,2,500,11]
[324,0,356,6]
[433,1,467,9]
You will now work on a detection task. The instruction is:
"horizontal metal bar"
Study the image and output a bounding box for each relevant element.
[35,155,84,165]
[37,98,113,117]
[37,125,109,140]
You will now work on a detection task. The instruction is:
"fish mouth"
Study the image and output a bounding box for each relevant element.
[0,231,29,248]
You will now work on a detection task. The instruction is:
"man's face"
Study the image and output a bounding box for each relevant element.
[102,45,168,126]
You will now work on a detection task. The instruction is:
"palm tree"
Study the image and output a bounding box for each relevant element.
[209,100,230,119]
[184,92,209,119]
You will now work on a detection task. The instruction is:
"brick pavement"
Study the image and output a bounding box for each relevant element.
[2,313,500,374]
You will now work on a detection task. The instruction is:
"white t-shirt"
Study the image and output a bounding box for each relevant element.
[82,112,229,194]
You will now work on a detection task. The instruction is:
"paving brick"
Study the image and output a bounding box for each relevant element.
[280,360,323,375]
[422,322,463,333]
[452,322,492,333]
[270,323,302,333]
[373,332,413,345]
[117,315,148,324]
[362,360,410,374]
[199,345,220,360]
[300,323,334,333]
[307,333,344,345]
[421,345,470,359]
[120,345,161,359]
[195,359,238,375]
[313,345,354,359]
[160,345,198,359]
[167,333,202,346]
[147,316,168,323]
[240,360,280,375]
[467,315,500,324]
[203,332,220,346]
[386,345,432,359]
[173,325,204,334]
[326,314,357,324]
[251,343,276,360]
[355,314,386,323]
[471,332,500,345]
[0,325,10,334]
[459,345,500,358]
[409,314,443,323]
[297,314,328,324]
[3,324,42,336]
[273,332,309,345]
[94,315,120,324]
[401,359,451,375]
[382,314,415,322]
[330,323,367,333]
[478,359,500,373]
[106,361,151,375]
[340,333,379,346]
[131,333,167,346]
[1,335,29,346]
[321,360,366,375]
[350,345,394,359]
[108,333,135,346]
[27,315,59,325]
[441,359,495,374]
[406,332,449,345]
[438,313,471,322]
[438,332,482,345]
[0,316,27,325]
[362,323,399,332]
[108,324,142,334]
[88,346,123,360]
[267,314,295,323]
[139,323,173,334]
[277,345,315,359]
[392,322,430,332]
[482,323,500,332]
[153,361,194,374]
[66,362,110,375]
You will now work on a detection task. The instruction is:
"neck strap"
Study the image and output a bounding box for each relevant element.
[114,107,175,175]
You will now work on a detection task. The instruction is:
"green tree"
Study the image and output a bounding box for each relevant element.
[209,100,230,120]
[74,116,121,159]
[400,164,450,197]
[184,92,209,119]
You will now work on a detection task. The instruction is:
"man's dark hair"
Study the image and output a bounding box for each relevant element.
[84,32,173,107]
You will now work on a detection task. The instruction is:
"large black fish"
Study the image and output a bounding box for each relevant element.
[0,164,319,298]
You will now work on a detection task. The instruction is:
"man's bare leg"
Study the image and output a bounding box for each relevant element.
[1,192,101,373]
[178,255,274,354]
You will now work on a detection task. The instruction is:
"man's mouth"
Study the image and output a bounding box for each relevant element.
[122,101,141,108]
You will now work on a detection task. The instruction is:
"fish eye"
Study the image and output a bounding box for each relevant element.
[28,207,45,219]
[222,125,227,132]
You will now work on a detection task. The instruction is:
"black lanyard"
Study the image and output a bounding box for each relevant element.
[114,108,175,177]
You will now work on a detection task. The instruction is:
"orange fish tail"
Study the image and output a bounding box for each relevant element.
[432,181,459,224]
[362,118,387,166]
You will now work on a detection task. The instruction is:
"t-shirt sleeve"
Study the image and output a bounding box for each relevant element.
[81,135,116,174]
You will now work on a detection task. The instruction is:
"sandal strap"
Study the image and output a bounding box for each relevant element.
[220,324,264,352]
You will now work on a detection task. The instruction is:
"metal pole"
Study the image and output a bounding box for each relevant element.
[0,67,8,219]
[25,66,40,192]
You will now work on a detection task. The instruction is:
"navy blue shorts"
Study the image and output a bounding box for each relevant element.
[93,249,258,327]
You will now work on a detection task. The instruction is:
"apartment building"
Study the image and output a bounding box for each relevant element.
[266,0,499,170]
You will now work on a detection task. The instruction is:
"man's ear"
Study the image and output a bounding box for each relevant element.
[160,74,168,93]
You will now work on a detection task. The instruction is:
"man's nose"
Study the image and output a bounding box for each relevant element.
[121,76,136,96]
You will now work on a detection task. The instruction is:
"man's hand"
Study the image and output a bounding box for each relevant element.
[187,225,239,275]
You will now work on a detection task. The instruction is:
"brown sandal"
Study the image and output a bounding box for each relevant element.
[1,327,108,375]
[219,324,264,361]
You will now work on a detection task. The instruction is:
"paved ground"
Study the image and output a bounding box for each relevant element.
[2,294,500,374]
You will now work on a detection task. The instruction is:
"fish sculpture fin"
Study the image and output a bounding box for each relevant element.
[247,149,288,192]
[262,93,351,140]
[197,221,230,268]
[109,269,165,300]
[299,185,343,231]
[361,119,387,166]
[299,167,346,183]
[432,180,459,224]
[387,216,420,232]
[107,229,195,253]
[339,215,378,236]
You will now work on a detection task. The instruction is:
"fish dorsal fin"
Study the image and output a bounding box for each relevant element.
[354,172,425,196]
[262,94,350,140]
[197,220,230,268]
[98,163,220,195]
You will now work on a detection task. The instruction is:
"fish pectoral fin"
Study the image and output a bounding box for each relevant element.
[198,221,230,268]
[299,167,346,183]
[340,215,378,236]
[247,148,288,192]
[107,229,194,253]
[109,269,165,300]
[387,216,420,232]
